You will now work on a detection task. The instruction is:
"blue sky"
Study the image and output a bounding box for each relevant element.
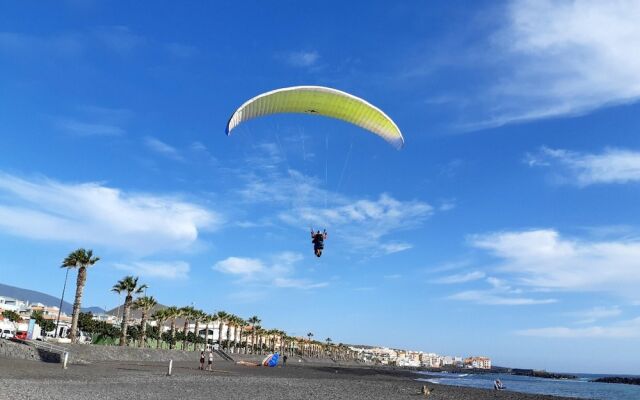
[2,0,640,374]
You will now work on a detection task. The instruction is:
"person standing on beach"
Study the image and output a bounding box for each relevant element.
[207,351,214,371]
[282,354,288,367]
[199,351,205,370]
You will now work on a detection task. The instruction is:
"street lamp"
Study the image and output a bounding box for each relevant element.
[55,268,70,338]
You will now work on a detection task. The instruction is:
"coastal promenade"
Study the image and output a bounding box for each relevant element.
[0,345,578,400]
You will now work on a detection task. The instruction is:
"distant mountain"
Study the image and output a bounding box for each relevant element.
[106,304,168,320]
[0,283,105,314]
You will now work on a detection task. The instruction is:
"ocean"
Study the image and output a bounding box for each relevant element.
[415,371,640,400]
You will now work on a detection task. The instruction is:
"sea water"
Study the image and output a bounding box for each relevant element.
[415,371,640,400]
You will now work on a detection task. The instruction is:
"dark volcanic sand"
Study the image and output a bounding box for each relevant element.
[0,358,579,400]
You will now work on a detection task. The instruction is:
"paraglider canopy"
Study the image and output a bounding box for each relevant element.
[225,86,404,149]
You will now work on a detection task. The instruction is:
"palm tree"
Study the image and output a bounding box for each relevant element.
[307,332,314,357]
[112,276,148,347]
[133,296,157,348]
[179,306,195,350]
[247,315,260,354]
[216,311,230,350]
[203,313,215,348]
[61,248,100,343]
[152,309,168,349]
[192,310,206,351]
[234,317,246,354]
[165,306,179,349]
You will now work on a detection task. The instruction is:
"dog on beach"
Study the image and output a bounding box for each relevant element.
[420,385,433,397]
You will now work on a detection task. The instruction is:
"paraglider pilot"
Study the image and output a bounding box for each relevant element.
[311,228,328,257]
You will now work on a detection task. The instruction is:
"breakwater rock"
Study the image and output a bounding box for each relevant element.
[512,369,577,380]
[591,377,640,386]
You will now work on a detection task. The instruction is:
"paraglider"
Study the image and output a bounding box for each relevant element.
[311,228,328,257]
[225,86,405,149]
[225,86,404,256]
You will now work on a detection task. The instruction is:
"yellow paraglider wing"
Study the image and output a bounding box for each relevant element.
[225,86,404,149]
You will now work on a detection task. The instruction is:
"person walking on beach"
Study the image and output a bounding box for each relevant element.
[282,354,288,367]
[199,351,205,370]
[207,351,214,371]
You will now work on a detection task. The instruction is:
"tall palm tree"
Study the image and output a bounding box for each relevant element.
[247,315,260,354]
[216,311,230,350]
[192,309,206,351]
[307,332,314,357]
[152,309,168,349]
[61,248,100,343]
[112,276,148,347]
[133,296,157,348]
[203,313,215,348]
[179,306,195,350]
[234,317,246,354]
[165,306,179,349]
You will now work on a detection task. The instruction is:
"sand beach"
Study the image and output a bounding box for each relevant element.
[0,355,579,400]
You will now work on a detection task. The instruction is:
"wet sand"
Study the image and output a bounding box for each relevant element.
[0,358,579,400]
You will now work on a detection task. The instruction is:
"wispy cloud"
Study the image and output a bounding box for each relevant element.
[114,261,190,280]
[526,147,640,186]
[53,105,132,137]
[144,136,184,161]
[213,252,327,290]
[449,290,556,305]
[471,229,640,301]
[0,172,220,255]
[0,31,85,59]
[448,276,556,305]
[571,306,622,325]
[55,118,125,136]
[481,0,640,127]
[235,142,433,255]
[280,50,320,68]
[436,270,486,284]
[94,26,145,55]
[516,317,640,338]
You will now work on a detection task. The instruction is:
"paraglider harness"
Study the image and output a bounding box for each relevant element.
[311,228,327,257]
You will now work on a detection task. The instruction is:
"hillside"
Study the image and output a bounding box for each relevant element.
[0,283,105,314]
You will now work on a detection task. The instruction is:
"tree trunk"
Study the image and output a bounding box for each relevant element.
[204,322,210,349]
[156,320,164,349]
[182,319,189,350]
[119,295,132,346]
[170,319,176,349]
[69,266,87,344]
[193,320,200,351]
[139,310,148,348]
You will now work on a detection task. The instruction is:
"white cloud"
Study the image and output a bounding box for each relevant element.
[213,252,327,291]
[144,136,184,161]
[213,257,265,276]
[55,118,125,136]
[235,145,433,256]
[273,278,328,289]
[472,229,640,300]
[449,290,557,305]
[282,50,320,68]
[516,317,640,338]
[380,242,413,254]
[436,270,486,284]
[572,306,622,324]
[114,261,190,280]
[0,172,220,255]
[457,0,640,128]
[526,147,640,186]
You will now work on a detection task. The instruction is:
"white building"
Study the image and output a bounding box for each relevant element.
[0,296,29,313]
